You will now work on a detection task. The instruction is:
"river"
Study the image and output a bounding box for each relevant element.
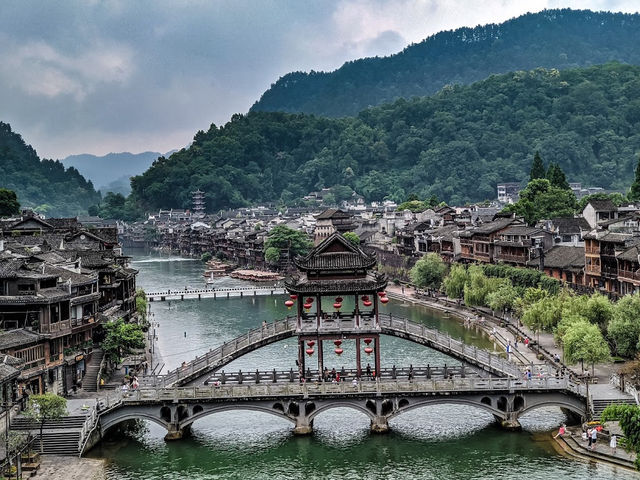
[90,250,635,479]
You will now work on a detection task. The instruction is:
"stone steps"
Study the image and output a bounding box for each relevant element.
[30,431,81,456]
[83,349,104,393]
[11,415,87,430]
[591,397,635,420]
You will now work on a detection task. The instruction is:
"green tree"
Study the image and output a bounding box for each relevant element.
[343,232,360,246]
[463,266,508,307]
[577,192,626,212]
[135,289,147,323]
[608,294,640,358]
[629,155,640,202]
[264,225,313,258]
[397,200,428,212]
[25,393,67,453]
[563,320,610,374]
[486,283,519,313]
[410,253,447,289]
[503,178,577,225]
[529,151,546,181]
[264,246,281,264]
[201,252,212,263]
[601,403,640,469]
[101,319,146,364]
[0,188,20,217]
[546,162,570,190]
[87,204,100,216]
[443,264,468,299]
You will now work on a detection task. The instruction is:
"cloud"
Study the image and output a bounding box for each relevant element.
[0,1,637,159]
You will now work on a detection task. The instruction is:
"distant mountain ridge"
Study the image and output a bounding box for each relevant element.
[62,151,175,194]
[251,9,640,117]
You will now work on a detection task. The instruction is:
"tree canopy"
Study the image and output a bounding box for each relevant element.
[25,393,67,453]
[503,178,577,225]
[410,253,447,289]
[264,225,313,258]
[0,122,101,217]
[0,188,20,217]
[130,62,640,213]
[252,9,640,118]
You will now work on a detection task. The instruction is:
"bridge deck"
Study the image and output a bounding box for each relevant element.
[104,376,586,408]
[146,286,285,302]
[153,314,521,388]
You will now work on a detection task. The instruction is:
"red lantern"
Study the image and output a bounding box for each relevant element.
[303,303,312,310]
[333,302,342,310]
[377,291,386,297]
[284,300,294,309]
[334,348,343,356]
[335,297,343,303]
[290,294,298,300]
[380,297,389,304]
[306,297,314,304]
[361,295,370,301]
[364,338,372,345]
[334,339,342,347]
[364,346,373,355]
[307,340,315,348]
[306,348,314,356]
[363,300,372,307]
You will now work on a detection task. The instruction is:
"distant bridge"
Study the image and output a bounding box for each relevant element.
[146,286,285,302]
[82,375,586,452]
[150,314,521,388]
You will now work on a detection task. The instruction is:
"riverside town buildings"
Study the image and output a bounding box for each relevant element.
[0,211,138,399]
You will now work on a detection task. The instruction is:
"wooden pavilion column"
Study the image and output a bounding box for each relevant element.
[354,294,360,328]
[298,338,305,378]
[296,296,302,330]
[316,294,321,330]
[374,335,381,378]
[374,294,379,328]
[356,337,362,377]
[318,337,324,376]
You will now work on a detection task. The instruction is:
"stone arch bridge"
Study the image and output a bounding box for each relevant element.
[83,376,586,454]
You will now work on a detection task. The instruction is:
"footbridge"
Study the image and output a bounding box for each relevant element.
[152,314,521,388]
[146,286,285,302]
[81,375,587,454]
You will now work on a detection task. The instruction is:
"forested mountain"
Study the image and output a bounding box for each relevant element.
[252,9,640,117]
[62,151,172,194]
[132,63,640,211]
[0,122,101,217]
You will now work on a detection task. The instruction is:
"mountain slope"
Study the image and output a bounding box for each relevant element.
[252,9,640,117]
[0,123,101,217]
[132,63,640,211]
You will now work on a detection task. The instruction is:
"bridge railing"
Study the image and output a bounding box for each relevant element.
[77,405,98,455]
[125,376,586,402]
[146,286,286,297]
[379,314,521,378]
[155,316,296,386]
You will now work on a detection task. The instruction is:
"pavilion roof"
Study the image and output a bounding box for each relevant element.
[294,232,377,271]
[285,272,387,295]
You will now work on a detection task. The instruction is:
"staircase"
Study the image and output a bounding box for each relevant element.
[11,415,88,455]
[591,397,636,420]
[83,349,104,393]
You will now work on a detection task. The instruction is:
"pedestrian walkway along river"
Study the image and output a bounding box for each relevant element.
[88,250,638,479]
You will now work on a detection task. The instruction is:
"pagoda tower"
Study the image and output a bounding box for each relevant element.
[285,232,388,379]
[191,189,206,219]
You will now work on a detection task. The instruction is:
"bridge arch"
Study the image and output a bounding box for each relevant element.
[518,399,586,419]
[100,412,171,434]
[179,404,296,430]
[306,401,376,423]
[387,397,505,421]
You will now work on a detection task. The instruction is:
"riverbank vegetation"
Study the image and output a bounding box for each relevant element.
[411,259,640,371]
[602,404,640,469]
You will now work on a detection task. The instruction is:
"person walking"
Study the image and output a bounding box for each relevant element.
[610,434,617,454]
[506,342,512,361]
[590,427,597,450]
[587,428,592,448]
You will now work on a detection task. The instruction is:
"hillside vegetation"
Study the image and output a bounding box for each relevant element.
[252,9,640,117]
[0,122,101,217]
[131,63,640,211]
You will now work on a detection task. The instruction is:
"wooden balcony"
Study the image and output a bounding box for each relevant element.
[585,264,601,275]
[496,253,528,264]
[619,269,640,283]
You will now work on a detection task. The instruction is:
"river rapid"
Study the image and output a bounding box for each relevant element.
[90,250,635,480]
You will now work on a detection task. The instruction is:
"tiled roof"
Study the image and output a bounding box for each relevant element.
[0,329,42,350]
[549,217,591,234]
[527,245,585,270]
[587,199,616,211]
[295,233,376,271]
[316,208,350,220]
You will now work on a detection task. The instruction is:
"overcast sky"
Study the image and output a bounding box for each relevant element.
[0,0,637,160]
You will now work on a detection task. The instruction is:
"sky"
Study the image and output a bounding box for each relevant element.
[0,0,638,160]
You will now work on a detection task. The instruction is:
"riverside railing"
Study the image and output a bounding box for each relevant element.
[122,376,587,403]
[152,314,523,387]
[77,405,98,456]
[145,286,285,299]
